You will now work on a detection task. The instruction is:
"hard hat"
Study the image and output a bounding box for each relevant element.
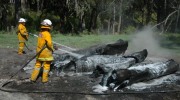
[18,18,26,23]
[41,19,52,29]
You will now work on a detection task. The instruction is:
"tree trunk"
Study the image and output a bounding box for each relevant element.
[175,6,180,32]
[21,0,26,13]
[155,0,165,30]
[88,8,97,32]
[15,0,21,26]
[117,0,123,33]
[117,15,122,33]
[112,6,115,34]
[1,5,8,31]
[108,19,110,34]
[40,0,44,11]
[37,0,40,12]
[75,0,78,13]
[145,0,152,24]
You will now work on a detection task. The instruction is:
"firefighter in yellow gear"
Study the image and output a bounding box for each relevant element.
[17,18,28,55]
[31,19,55,83]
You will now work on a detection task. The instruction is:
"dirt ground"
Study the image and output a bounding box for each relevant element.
[0,48,180,100]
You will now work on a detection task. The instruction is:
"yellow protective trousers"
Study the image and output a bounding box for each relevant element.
[18,42,25,54]
[31,60,51,83]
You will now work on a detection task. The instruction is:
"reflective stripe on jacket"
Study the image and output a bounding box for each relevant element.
[18,24,28,42]
[36,31,54,61]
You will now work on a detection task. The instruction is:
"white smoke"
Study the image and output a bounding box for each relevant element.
[128,26,171,57]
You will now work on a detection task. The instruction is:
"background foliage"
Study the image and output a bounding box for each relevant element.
[0,0,180,34]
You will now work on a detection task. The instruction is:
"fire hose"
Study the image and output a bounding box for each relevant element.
[29,32,84,58]
[0,46,46,87]
[1,80,180,95]
[24,43,33,51]
[29,33,76,51]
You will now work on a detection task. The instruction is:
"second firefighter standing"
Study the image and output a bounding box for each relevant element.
[31,19,55,83]
[17,18,29,55]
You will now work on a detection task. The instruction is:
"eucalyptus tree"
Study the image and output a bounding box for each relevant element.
[167,0,180,33]
[115,0,134,33]
[0,0,10,31]
[154,0,180,33]
[128,0,154,28]
[34,0,90,34]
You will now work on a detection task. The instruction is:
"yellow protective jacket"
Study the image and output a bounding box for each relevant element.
[36,31,54,61]
[17,23,28,42]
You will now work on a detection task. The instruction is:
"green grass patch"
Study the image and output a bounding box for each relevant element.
[0,32,179,57]
[0,34,18,48]
[159,33,180,54]
[52,34,129,49]
[0,33,130,49]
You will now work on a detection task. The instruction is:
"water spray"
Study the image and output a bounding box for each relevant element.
[29,33,76,51]
[29,33,82,58]
[56,48,84,59]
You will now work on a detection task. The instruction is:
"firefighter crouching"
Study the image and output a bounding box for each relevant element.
[31,19,55,83]
[17,18,29,55]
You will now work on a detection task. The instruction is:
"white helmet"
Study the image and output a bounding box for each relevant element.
[41,19,52,26]
[41,19,52,29]
[18,18,26,23]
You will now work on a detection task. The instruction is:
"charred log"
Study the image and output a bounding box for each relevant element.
[51,39,128,74]
[123,49,148,63]
[74,39,128,56]
[108,59,179,90]
[90,49,148,86]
